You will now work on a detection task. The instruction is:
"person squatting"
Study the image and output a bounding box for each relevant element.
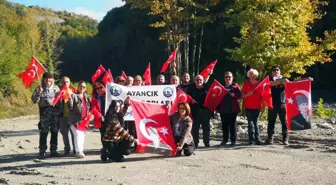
[32,65,291,161]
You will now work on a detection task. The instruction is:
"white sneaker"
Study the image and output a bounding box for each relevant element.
[76,153,85,158]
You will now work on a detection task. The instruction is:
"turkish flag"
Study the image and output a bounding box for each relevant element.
[203,80,227,112]
[121,71,127,79]
[255,76,273,109]
[18,56,46,88]
[161,50,176,73]
[69,85,77,93]
[52,86,71,107]
[91,65,106,83]
[143,63,152,85]
[102,69,114,84]
[77,107,102,131]
[285,79,312,131]
[200,60,217,79]
[130,99,176,156]
[169,89,193,115]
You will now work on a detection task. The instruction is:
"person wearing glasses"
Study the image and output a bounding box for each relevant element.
[32,72,60,158]
[68,81,91,158]
[187,75,212,148]
[241,69,262,145]
[59,76,76,155]
[133,75,143,86]
[169,102,195,156]
[266,65,290,145]
[115,76,126,86]
[217,71,242,146]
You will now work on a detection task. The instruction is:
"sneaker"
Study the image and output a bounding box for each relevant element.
[50,151,59,157]
[282,139,289,146]
[230,141,236,146]
[76,153,85,158]
[204,143,210,148]
[265,138,273,145]
[64,150,70,156]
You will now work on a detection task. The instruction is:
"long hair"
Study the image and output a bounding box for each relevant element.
[105,100,124,125]
[91,81,106,98]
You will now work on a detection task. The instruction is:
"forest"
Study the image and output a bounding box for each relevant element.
[0,0,336,118]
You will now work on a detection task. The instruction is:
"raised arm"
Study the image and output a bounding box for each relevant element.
[31,86,42,104]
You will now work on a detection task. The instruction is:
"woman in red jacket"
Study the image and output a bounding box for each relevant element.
[217,71,242,146]
[91,81,106,138]
[241,69,262,145]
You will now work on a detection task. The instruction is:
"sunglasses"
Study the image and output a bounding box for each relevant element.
[179,107,185,110]
[80,86,86,88]
[225,76,232,79]
[95,87,103,90]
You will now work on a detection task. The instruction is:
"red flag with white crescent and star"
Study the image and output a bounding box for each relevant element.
[200,60,218,79]
[91,65,106,83]
[255,76,273,109]
[285,79,312,131]
[161,50,176,73]
[76,107,103,131]
[130,99,176,156]
[169,89,193,115]
[18,56,46,88]
[143,63,152,85]
[203,80,228,112]
[102,69,114,84]
[52,86,71,107]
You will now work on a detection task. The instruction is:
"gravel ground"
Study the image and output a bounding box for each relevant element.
[0,118,336,185]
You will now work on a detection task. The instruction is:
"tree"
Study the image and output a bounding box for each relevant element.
[226,0,336,77]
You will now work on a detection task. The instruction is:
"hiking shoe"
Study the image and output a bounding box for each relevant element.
[204,143,210,148]
[39,152,46,158]
[255,140,263,145]
[220,141,227,146]
[64,150,70,156]
[265,138,273,145]
[50,151,59,157]
[230,141,236,146]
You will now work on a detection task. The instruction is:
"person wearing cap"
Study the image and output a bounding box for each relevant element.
[266,65,290,145]
[59,76,76,155]
[31,72,61,157]
[290,95,311,130]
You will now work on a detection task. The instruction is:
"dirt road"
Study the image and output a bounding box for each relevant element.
[0,117,336,185]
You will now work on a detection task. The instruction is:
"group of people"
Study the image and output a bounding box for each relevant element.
[31,65,289,161]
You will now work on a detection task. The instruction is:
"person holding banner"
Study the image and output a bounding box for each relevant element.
[133,75,143,86]
[266,66,289,145]
[126,76,134,86]
[217,71,242,146]
[169,102,195,156]
[68,81,91,158]
[241,69,262,145]
[187,75,212,148]
[101,99,138,162]
[31,72,61,158]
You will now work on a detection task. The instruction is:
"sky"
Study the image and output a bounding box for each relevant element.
[9,0,125,21]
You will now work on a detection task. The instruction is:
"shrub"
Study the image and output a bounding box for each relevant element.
[314,98,335,118]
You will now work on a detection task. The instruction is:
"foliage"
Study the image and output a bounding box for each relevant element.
[314,98,335,118]
[226,0,336,77]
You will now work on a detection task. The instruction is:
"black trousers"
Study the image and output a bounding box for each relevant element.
[102,140,132,161]
[39,129,58,152]
[174,136,195,156]
[220,113,238,143]
[126,121,137,138]
[245,109,261,142]
[267,104,288,139]
[191,109,212,145]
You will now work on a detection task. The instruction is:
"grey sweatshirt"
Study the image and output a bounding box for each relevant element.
[31,83,60,108]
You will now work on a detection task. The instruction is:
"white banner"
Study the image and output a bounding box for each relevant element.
[105,83,176,120]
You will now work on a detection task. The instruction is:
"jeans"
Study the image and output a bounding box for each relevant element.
[267,104,288,140]
[191,109,212,145]
[245,109,261,142]
[220,113,238,143]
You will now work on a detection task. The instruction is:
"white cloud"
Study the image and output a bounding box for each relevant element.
[74,7,106,21]
[104,0,125,11]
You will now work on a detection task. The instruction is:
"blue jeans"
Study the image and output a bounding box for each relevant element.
[245,109,261,142]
